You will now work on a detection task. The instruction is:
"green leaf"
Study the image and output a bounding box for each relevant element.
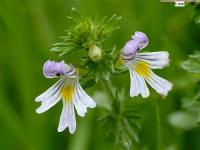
[168,111,199,130]
[182,51,200,73]
[181,98,200,109]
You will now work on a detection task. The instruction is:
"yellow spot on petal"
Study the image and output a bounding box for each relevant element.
[61,82,74,103]
[134,61,150,77]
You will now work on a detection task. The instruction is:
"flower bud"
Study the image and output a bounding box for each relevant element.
[88,45,102,62]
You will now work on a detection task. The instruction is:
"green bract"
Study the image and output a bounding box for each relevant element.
[50,8,121,82]
[50,8,121,57]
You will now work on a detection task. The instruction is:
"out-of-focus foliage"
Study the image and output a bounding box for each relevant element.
[191,2,200,24]
[169,51,200,130]
[168,98,200,130]
[1,0,200,150]
[182,51,200,73]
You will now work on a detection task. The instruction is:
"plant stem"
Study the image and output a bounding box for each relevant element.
[154,100,162,150]
[102,78,115,103]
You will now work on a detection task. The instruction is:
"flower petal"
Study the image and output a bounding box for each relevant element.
[136,51,169,69]
[73,93,87,117]
[35,78,65,102]
[64,65,77,78]
[58,101,76,133]
[75,80,96,108]
[72,80,96,117]
[145,71,173,96]
[35,78,66,113]
[131,31,149,50]
[129,67,149,98]
[43,60,77,79]
[128,58,172,97]
[123,40,140,56]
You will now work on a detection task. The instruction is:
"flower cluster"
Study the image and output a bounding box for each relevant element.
[35,12,172,136]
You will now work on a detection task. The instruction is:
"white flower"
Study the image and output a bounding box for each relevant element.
[121,32,173,98]
[35,60,96,134]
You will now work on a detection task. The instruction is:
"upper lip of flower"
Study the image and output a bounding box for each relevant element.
[132,31,149,43]
[121,31,149,61]
[43,60,77,79]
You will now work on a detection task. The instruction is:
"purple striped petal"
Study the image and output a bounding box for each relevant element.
[131,31,149,49]
[43,60,65,78]
[123,40,139,56]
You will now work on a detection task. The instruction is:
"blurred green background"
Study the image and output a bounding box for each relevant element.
[0,0,200,150]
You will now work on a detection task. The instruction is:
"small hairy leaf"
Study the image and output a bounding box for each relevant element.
[50,9,121,58]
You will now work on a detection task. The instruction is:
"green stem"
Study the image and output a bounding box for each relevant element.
[155,100,162,150]
[102,78,115,103]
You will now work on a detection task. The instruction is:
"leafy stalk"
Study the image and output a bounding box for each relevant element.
[99,76,141,150]
[102,78,115,103]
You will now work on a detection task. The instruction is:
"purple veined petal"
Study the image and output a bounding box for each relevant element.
[43,60,76,78]
[54,61,65,75]
[64,64,77,78]
[131,31,149,49]
[72,79,96,118]
[43,60,57,78]
[122,40,140,56]
[43,60,53,78]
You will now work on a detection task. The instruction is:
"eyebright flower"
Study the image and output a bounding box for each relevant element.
[35,60,96,134]
[121,31,173,98]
